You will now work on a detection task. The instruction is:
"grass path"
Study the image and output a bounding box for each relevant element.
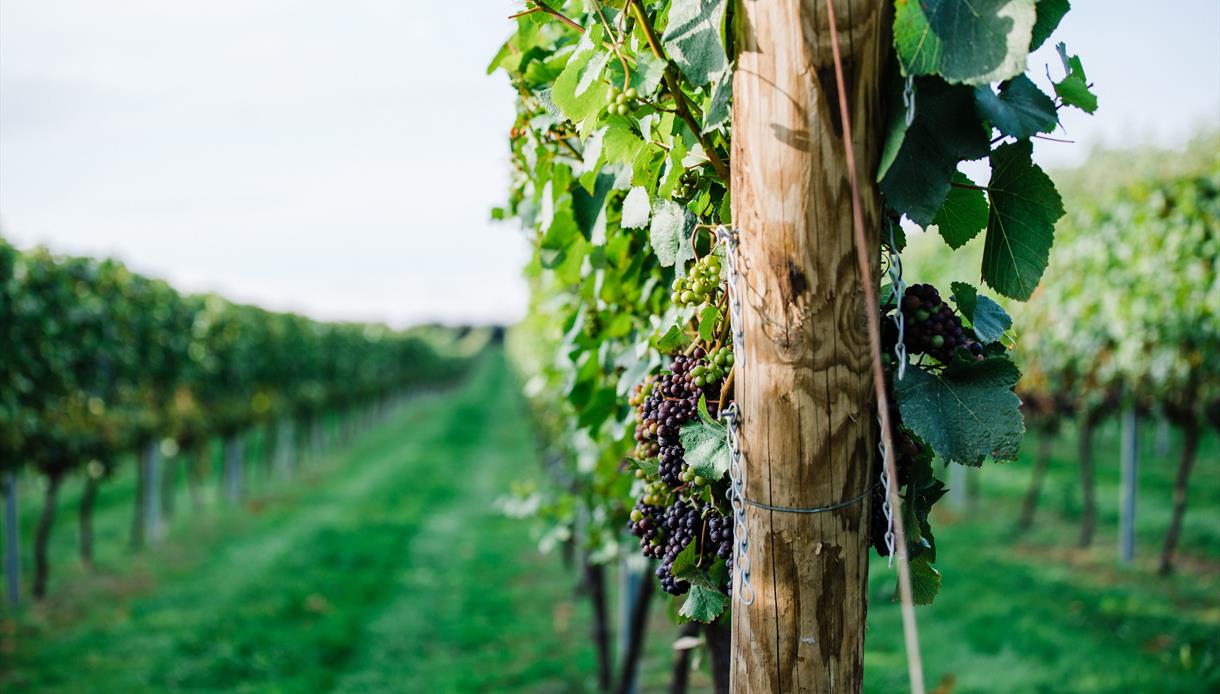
[1,354,599,693]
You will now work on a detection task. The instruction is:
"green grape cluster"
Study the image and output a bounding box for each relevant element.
[690,346,733,388]
[670,254,722,307]
[674,169,700,202]
[607,86,639,116]
[636,479,669,506]
[678,466,708,487]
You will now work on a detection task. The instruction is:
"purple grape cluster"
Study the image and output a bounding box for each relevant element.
[629,499,667,559]
[900,284,982,363]
[655,500,701,595]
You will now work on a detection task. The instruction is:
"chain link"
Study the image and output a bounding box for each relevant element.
[878,219,908,565]
[716,225,753,605]
[902,74,917,127]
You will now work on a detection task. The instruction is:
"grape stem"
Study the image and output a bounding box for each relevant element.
[508,2,584,34]
[716,364,735,410]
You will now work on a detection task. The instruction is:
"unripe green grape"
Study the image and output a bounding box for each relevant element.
[616,93,628,106]
[694,476,706,486]
[915,308,931,322]
[681,290,694,304]
[631,509,643,521]
[931,335,945,348]
[693,376,706,387]
[672,278,685,292]
[671,291,681,304]
[625,87,638,100]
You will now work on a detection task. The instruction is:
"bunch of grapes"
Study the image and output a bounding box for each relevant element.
[900,284,982,363]
[673,168,701,202]
[628,499,667,560]
[607,85,639,116]
[692,346,733,388]
[671,254,723,308]
[655,499,702,595]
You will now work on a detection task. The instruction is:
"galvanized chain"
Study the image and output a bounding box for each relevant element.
[902,74,917,126]
[879,219,907,566]
[716,225,753,606]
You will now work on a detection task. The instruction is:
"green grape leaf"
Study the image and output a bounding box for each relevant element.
[670,540,701,578]
[662,0,728,87]
[1053,43,1098,114]
[679,584,728,623]
[952,282,1011,343]
[629,456,661,479]
[621,187,651,229]
[933,172,989,248]
[655,324,692,354]
[950,281,978,318]
[924,0,1037,85]
[1029,0,1070,51]
[697,305,720,342]
[973,75,1058,140]
[893,0,942,76]
[903,554,942,605]
[702,67,733,133]
[604,124,648,165]
[649,200,696,268]
[631,52,668,98]
[551,27,612,126]
[679,416,728,481]
[879,79,989,226]
[982,140,1064,300]
[572,173,614,242]
[894,357,1024,466]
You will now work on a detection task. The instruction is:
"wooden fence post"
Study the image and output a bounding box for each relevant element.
[729,1,888,690]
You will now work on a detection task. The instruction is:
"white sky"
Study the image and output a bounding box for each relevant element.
[1,1,1217,326]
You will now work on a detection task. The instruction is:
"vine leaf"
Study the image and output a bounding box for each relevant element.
[702,66,733,133]
[894,357,1024,466]
[697,305,720,342]
[895,0,1037,85]
[879,79,989,226]
[672,545,729,623]
[1029,0,1070,51]
[649,200,696,268]
[951,282,1012,344]
[926,0,1037,84]
[1053,43,1098,114]
[621,187,651,229]
[680,416,728,481]
[904,554,942,605]
[933,172,989,248]
[654,324,692,354]
[893,0,942,76]
[982,141,1064,300]
[552,26,612,129]
[662,0,728,87]
[973,75,1058,140]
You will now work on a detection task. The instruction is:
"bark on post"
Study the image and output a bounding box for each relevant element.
[729,1,888,690]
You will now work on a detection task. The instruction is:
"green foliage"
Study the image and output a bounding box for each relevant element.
[496,0,1090,617]
[1013,143,1220,412]
[0,239,471,480]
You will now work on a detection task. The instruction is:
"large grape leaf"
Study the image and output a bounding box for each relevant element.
[649,200,696,268]
[702,67,733,133]
[895,0,1037,84]
[893,0,942,76]
[1029,0,1070,51]
[932,172,988,248]
[894,357,1024,466]
[879,79,989,226]
[906,554,942,605]
[672,544,730,623]
[680,416,728,481]
[982,141,1064,300]
[662,0,727,87]
[621,187,651,229]
[552,27,612,127]
[973,75,1058,140]
[924,0,1037,84]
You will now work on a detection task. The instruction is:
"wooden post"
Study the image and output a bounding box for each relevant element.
[1119,407,1138,564]
[143,440,162,544]
[3,471,19,607]
[730,1,888,691]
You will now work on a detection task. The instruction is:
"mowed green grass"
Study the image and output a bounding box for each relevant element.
[2,351,1218,693]
[1,354,605,693]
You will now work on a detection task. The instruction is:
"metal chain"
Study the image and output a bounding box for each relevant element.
[902,74,916,126]
[879,219,907,566]
[716,225,753,606]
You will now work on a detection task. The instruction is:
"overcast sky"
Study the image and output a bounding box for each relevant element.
[1,1,1217,326]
